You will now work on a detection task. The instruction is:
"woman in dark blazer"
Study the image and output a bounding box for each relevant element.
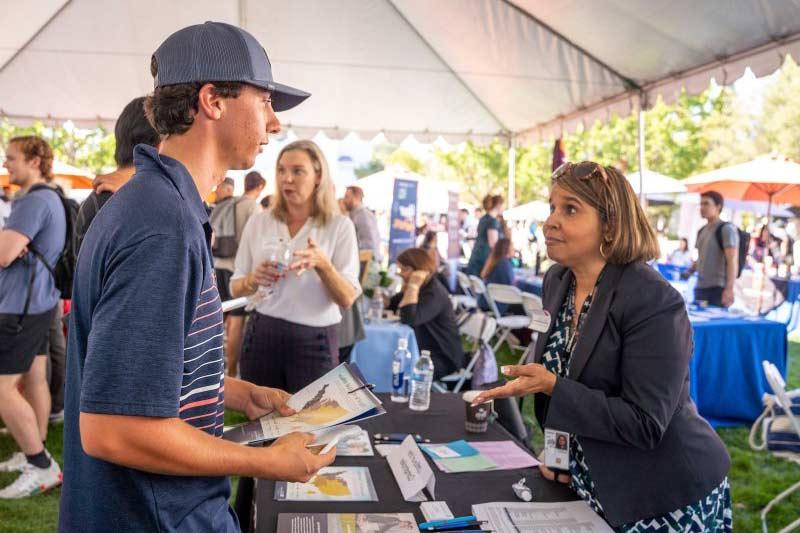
[474,162,731,532]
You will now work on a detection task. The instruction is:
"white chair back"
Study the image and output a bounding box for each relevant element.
[763,361,800,438]
[468,275,486,295]
[460,312,497,344]
[521,292,543,317]
[488,283,524,305]
[456,271,474,296]
[470,275,502,318]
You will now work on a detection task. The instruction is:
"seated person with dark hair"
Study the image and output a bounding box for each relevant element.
[479,238,518,314]
[387,248,464,380]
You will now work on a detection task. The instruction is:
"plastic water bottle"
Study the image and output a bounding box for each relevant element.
[409,350,434,411]
[368,288,384,324]
[390,338,411,403]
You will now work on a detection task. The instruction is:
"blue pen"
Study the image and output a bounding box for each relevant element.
[421,523,485,532]
[419,516,478,529]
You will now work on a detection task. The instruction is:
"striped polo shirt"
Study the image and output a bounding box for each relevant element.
[180,274,225,434]
[61,145,238,532]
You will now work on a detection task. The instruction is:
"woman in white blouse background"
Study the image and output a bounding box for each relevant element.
[231,139,360,393]
[230,140,361,529]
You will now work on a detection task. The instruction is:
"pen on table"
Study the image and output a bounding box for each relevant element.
[428,530,492,533]
[346,383,375,394]
[419,516,482,529]
[420,522,486,531]
[373,433,431,443]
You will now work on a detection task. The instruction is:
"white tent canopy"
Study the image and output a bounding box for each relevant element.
[1,1,799,143]
[503,200,550,222]
[354,167,460,214]
[626,170,687,196]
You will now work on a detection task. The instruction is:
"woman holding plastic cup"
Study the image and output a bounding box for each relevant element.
[472,162,731,531]
[230,140,360,392]
[230,140,360,527]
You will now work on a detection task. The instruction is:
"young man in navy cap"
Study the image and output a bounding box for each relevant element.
[60,22,333,532]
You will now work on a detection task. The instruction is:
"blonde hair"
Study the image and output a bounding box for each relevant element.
[271,140,337,225]
[552,162,659,265]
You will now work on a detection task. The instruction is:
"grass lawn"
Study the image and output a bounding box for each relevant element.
[1,338,798,532]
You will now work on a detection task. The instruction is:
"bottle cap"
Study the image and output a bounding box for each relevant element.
[421,349,431,357]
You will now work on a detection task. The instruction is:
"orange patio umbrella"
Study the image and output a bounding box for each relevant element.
[684,155,800,221]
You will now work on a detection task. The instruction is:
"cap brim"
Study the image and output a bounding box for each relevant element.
[250,80,310,112]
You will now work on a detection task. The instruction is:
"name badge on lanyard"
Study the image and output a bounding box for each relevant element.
[543,428,570,471]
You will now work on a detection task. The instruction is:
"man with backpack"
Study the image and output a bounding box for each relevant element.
[0,135,65,497]
[211,172,265,377]
[691,190,743,308]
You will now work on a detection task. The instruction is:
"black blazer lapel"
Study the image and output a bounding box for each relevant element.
[567,263,626,380]
[533,266,572,364]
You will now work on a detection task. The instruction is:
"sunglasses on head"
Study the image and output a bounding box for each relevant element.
[552,161,609,183]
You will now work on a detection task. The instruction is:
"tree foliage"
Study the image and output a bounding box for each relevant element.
[0,120,115,175]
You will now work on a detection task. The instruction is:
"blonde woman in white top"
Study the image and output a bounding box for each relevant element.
[229,140,361,525]
[231,140,360,393]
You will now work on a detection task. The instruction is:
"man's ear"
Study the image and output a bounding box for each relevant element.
[197,83,224,121]
[27,156,41,172]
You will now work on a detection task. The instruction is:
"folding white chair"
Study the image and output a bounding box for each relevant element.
[516,292,544,364]
[521,292,543,316]
[753,361,800,533]
[435,312,497,393]
[481,281,531,351]
[451,271,477,323]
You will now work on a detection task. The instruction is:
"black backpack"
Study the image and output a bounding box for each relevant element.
[26,183,79,298]
[697,222,749,279]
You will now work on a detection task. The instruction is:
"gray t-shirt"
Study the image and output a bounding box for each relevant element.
[0,187,66,314]
[349,205,382,261]
[696,221,739,289]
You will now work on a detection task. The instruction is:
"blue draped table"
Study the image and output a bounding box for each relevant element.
[689,308,788,427]
[771,276,800,304]
[656,262,690,281]
[348,322,420,392]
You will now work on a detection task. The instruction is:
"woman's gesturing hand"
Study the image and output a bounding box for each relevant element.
[471,364,557,405]
[289,238,332,274]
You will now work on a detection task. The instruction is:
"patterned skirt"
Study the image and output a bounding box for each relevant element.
[617,477,732,532]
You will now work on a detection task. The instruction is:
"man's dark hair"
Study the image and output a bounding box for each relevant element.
[144,56,243,136]
[115,97,160,167]
[700,190,724,209]
[244,171,266,192]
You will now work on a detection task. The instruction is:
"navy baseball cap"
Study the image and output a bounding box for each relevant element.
[152,21,309,112]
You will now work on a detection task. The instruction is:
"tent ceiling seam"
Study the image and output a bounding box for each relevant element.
[385,0,510,135]
[500,0,641,92]
[0,0,73,76]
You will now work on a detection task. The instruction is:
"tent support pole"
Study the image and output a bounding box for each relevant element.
[508,137,516,209]
[637,92,647,207]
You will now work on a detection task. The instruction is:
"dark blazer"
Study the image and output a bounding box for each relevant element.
[532,262,730,527]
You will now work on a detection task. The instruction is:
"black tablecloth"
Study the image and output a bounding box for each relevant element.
[254,393,576,532]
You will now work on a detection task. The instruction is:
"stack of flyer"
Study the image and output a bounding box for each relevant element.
[223,363,384,446]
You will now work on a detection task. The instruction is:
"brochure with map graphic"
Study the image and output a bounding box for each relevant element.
[223,363,384,446]
[277,513,419,533]
[274,466,378,501]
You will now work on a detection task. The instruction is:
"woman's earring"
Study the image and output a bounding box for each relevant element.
[599,241,609,260]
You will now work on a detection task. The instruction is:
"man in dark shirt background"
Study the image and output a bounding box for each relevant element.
[72,96,160,255]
